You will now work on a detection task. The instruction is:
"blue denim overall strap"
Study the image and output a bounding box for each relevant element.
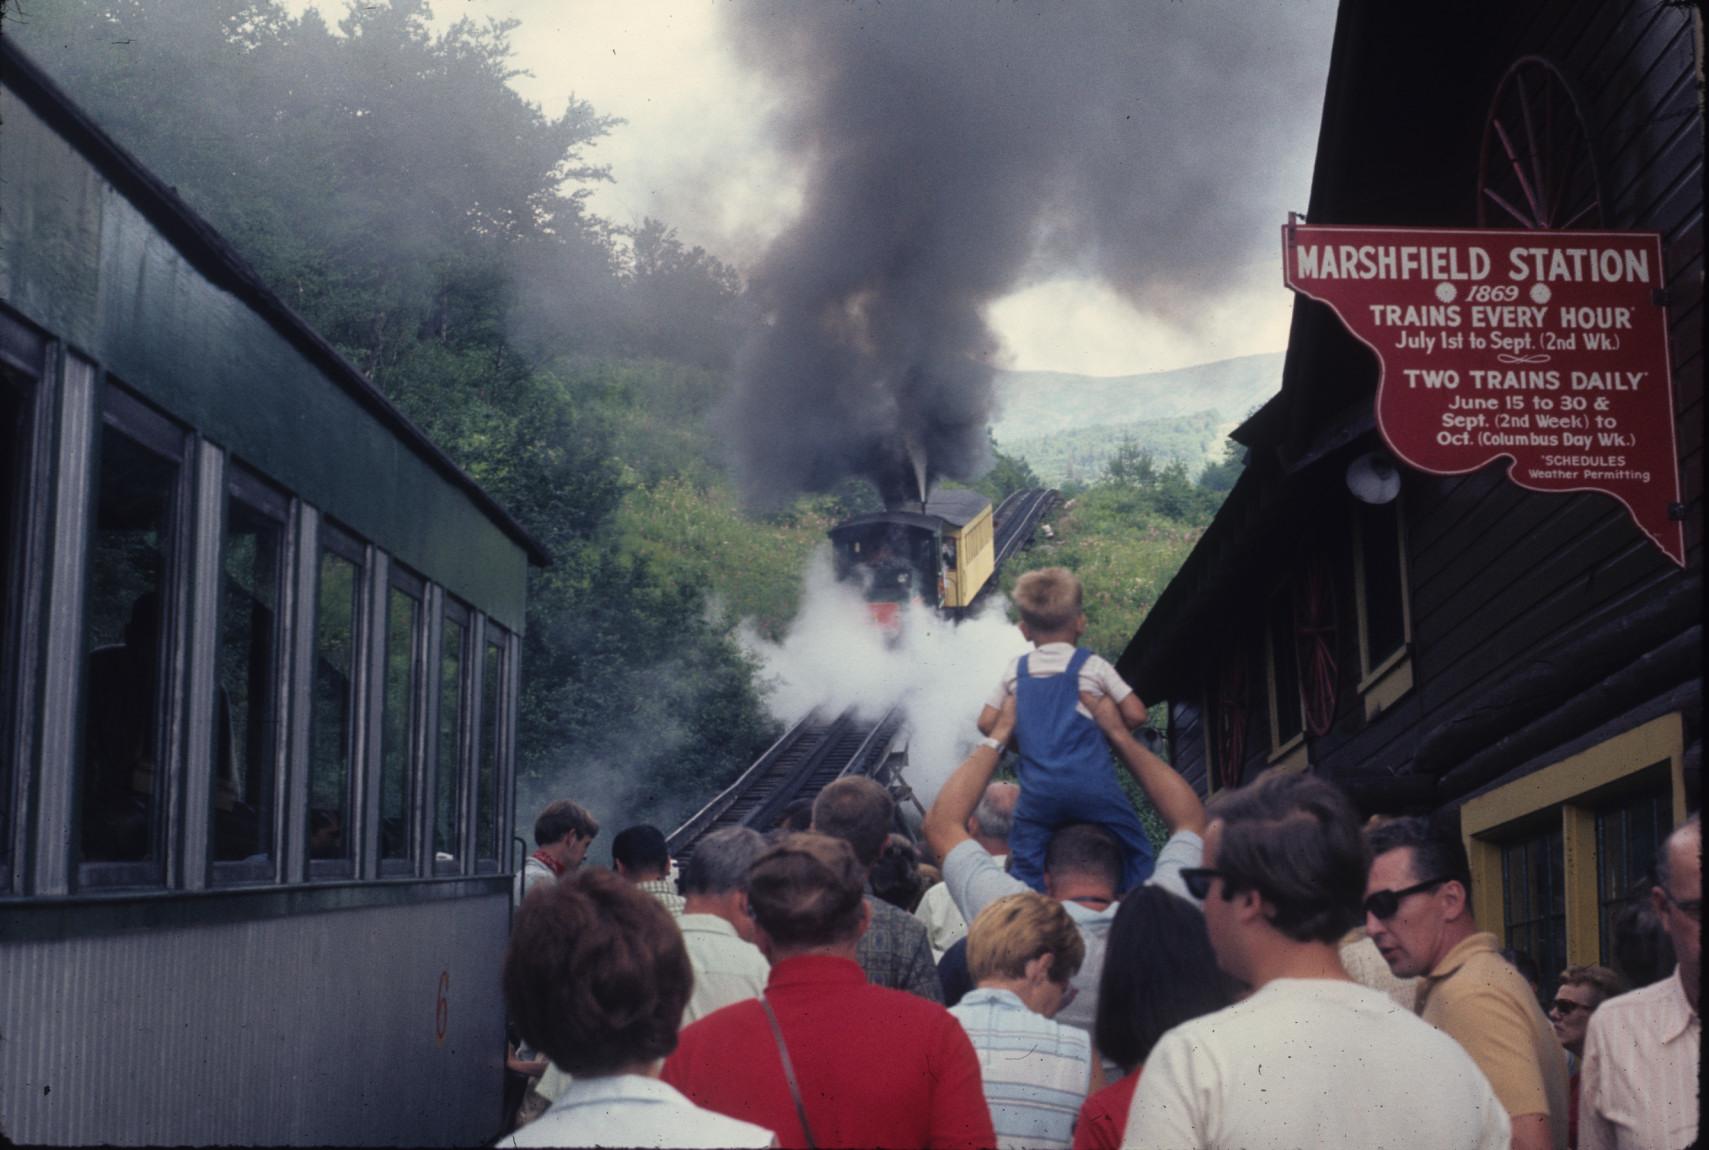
[1014,647,1107,776]
[1008,647,1157,894]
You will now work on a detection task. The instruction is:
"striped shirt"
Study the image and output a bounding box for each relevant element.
[950,987,1094,1150]
[1577,966,1699,1150]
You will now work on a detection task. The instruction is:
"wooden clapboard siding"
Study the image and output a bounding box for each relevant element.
[1166,700,1209,798]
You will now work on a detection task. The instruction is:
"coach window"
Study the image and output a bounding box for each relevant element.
[78,386,188,887]
[475,628,505,866]
[1263,587,1307,772]
[1,349,39,885]
[1462,712,1688,971]
[380,567,425,871]
[434,598,471,873]
[308,523,366,876]
[212,466,290,882]
[1352,500,1413,719]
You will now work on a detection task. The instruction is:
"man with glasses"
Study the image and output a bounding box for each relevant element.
[1578,812,1700,1150]
[1365,817,1569,1150]
[1122,774,1509,1149]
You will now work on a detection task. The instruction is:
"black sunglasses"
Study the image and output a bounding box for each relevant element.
[1362,877,1450,920]
[1549,998,1589,1015]
[1180,867,1229,900]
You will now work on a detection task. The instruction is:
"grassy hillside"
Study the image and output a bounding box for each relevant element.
[991,353,1280,482]
[999,409,1223,486]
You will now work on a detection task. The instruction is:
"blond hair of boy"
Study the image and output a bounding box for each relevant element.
[1011,567,1084,637]
[979,566,1146,734]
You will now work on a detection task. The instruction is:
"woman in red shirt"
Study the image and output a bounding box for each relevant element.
[1073,886,1238,1150]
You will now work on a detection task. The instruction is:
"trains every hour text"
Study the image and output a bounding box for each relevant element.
[1367,305,1634,329]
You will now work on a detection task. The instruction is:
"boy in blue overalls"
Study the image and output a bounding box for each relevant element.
[977,567,1155,894]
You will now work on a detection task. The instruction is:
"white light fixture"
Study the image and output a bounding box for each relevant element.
[1346,451,1402,504]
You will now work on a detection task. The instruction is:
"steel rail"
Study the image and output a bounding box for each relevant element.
[667,708,906,866]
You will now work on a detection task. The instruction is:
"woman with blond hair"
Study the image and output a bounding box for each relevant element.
[949,891,1100,1150]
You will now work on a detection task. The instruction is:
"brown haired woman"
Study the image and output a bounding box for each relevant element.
[500,868,774,1148]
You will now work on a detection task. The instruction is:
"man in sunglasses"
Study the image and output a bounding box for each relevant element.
[1122,773,1509,1150]
[1578,812,1700,1150]
[1365,817,1569,1150]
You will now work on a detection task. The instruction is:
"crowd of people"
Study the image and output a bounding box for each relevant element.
[498,569,1700,1149]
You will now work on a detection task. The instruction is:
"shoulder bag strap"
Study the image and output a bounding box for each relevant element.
[759,995,817,1150]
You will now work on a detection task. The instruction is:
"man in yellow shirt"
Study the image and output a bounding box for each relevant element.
[1365,817,1569,1150]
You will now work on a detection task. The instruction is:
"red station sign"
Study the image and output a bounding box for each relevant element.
[1283,223,1683,566]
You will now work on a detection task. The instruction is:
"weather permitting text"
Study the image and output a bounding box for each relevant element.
[1284,223,1683,566]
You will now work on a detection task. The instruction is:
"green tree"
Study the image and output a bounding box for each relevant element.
[1197,438,1246,494]
[975,433,1042,501]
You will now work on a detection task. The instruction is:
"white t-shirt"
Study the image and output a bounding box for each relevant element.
[1124,978,1511,1150]
[501,1074,773,1149]
[985,643,1133,721]
[679,914,770,1025]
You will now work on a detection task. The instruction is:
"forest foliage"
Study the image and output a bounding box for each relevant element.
[8,0,1237,841]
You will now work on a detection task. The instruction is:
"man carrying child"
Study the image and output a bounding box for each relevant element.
[978,567,1154,893]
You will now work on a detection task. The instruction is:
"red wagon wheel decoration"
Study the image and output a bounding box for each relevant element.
[1294,553,1339,738]
[1476,56,1605,231]
[1216,656,1248,791]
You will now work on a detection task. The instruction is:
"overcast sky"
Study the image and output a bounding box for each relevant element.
[287,0,1339,377]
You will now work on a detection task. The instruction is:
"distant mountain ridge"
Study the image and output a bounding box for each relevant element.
[991,352,1284,483]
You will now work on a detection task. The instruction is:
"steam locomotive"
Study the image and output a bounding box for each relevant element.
[828,488,996,634]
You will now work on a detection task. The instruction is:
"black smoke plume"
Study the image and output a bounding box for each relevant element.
[718,1,1331,508]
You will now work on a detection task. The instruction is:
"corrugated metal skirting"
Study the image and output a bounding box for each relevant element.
[1,894,509,1146]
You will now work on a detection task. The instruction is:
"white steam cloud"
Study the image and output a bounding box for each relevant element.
[739,549,1031,806]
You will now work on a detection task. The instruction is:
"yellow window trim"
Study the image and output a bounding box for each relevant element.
[1265,737,1309,776]
[1460,711,1687,966]
[1361,651,1414,721]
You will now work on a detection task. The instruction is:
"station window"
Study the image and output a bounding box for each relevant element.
[1352,500,1413,719]
[380,568,425,870]
[434,598,471,872]
[212,467,290,881]
[308,523,366,875]
[475,629,504,864]
[1461,712,1688,973]
[1500,825,1567,998]
[1264,588,1307,768]
[1595,790,1671,961]
[78,387,188,886]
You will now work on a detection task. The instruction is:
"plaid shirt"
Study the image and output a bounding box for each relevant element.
[637,877,686,918]
[857,893,943,1002]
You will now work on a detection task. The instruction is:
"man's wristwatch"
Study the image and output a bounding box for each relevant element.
[978,736,1005,753]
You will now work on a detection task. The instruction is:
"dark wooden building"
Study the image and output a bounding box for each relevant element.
[1118,0,1702,982]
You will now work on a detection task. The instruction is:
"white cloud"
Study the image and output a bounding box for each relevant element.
[988,258,1298,377]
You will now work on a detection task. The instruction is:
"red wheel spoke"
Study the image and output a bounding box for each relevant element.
[1516,71,1551,227]
[1493,118,1545,225]
[1484,185,1540,229]
[1547,116,1584,233]
[1559,198,1601,230]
